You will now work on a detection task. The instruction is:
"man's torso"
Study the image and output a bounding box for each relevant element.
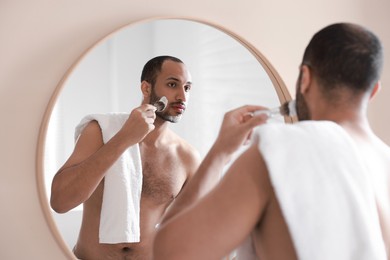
[73,136,193,260]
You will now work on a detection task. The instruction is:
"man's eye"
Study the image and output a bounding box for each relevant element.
[168,82,176,88]
[185,85,191,92]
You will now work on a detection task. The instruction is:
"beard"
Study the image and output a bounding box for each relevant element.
[149,87,183,123]
[295,70,311,121]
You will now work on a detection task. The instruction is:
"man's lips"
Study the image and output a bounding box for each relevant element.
[171,103,186,112]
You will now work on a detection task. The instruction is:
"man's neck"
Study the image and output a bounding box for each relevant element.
[312,106,373,140]
[142,117,170,146]
[308,92,374,138]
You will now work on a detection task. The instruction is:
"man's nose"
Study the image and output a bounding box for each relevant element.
[176,86,188,102]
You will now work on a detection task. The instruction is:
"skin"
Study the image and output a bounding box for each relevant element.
[50,60,201,260]
[153,65,390,259]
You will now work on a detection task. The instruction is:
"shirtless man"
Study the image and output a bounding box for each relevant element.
[50,56,201,260]
[153,23,390,259]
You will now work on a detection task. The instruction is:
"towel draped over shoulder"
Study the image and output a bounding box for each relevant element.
[237,121,386,260]
[75,113,142,244]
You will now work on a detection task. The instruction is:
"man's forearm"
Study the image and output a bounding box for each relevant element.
[161,141,231,224]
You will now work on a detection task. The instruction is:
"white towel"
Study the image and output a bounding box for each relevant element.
[250,121,386,260]
[235,235,257,260]
[75,113,142,244]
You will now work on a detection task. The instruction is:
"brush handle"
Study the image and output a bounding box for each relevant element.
[253,107,280,117]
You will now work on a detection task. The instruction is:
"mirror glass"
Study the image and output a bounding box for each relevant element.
[43,18,285,252]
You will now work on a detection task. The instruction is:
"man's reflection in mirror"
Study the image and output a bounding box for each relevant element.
[50,56,201,259]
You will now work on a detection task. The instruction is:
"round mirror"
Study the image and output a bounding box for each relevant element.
[38,18,291,258]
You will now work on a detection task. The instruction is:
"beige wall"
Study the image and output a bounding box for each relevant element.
[1,0,389,258]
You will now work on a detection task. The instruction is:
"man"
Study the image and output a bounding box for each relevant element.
[153,23,390,259]
[51,56,203,260]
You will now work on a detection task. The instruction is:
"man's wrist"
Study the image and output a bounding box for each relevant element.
[208,141,233,166]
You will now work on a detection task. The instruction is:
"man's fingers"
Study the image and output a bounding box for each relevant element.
[245,113,268,127]
[144,110,156,119]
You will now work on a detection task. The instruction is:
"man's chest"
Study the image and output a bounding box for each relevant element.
[140,150,187,205]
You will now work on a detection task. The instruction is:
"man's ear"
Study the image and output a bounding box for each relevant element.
[141,81,152,97]
[299,65,312,94]
[369,81,381,100]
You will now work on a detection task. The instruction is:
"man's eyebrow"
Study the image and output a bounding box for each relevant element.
[166,77,192,85]
[166,77,180,81]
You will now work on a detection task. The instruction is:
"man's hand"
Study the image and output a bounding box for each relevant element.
[118,104,157,145]
[213,105,268,161]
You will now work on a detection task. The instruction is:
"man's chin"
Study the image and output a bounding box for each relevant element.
[157,113,182,123]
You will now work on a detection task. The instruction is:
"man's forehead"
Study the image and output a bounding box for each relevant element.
[160,61,192,82]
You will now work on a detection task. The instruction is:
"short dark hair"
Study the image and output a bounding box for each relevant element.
[140,56,184,85]
[302,23,383,96]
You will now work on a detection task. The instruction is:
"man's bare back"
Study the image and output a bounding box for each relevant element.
[73,126,199,260]
[353,132,390,254]
[250,192,297,260]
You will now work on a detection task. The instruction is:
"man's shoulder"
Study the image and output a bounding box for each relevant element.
[166,130,201,164]
[76,113,129,143]
[78,112,129,126]
[176,137,199,157]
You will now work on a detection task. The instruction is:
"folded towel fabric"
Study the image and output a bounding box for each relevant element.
[75,113,142,244]
[249,121,386,260]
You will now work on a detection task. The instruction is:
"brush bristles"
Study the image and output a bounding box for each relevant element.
[154,102,165,112]
[279,100,297,117]
[154,96,168,112]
